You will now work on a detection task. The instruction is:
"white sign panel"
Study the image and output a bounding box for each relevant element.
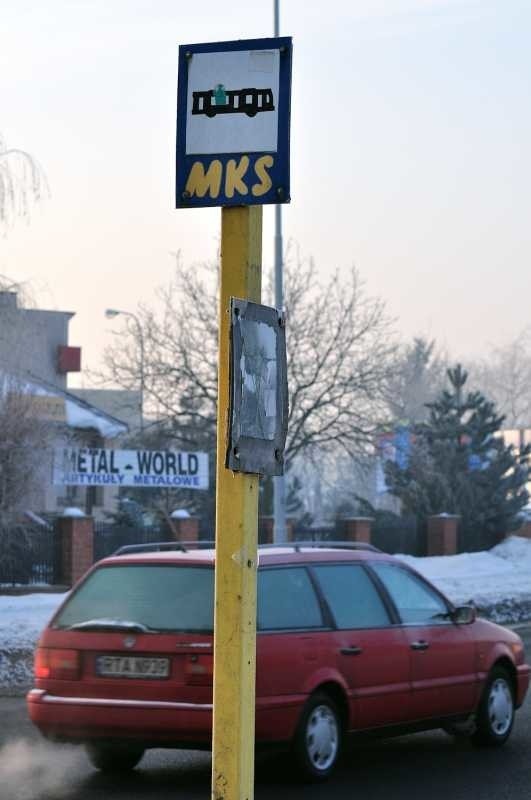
[53,448,209,490]
[185,49,280,155]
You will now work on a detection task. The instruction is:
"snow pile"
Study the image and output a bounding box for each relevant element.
[0,594,66,690]
[396,536,531,623]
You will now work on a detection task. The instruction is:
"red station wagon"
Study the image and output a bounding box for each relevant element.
[27,542,530,780]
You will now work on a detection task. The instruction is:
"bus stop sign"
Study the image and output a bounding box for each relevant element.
[176,37,292,209]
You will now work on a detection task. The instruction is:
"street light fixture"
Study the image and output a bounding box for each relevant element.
[104,308,145,432]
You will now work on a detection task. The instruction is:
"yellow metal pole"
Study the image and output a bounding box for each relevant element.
[212,204,262,800]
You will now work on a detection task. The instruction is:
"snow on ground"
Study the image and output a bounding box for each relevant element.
[0,593,67,690]
[0,593,66,654]
[396,536,531,616]
[1,537,531,690]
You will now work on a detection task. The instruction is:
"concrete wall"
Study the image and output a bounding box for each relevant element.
[0,291,73,389]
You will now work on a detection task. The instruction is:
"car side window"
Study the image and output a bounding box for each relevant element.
[258,567,324,631]
[313,564,391,629]
[371,563,449,624]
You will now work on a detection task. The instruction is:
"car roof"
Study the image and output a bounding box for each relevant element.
[96,544,398,569]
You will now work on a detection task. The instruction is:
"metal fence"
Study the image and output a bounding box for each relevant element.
[291,525,337,542]
[0,524,56,586]
[371,515,421,556]
[93,522,172,562]
[292,516,422,556]
[0,512,500,587]
[457,522,504,555]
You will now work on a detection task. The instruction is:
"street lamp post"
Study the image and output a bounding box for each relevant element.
[104,308,145,432]
[273,0,287,543]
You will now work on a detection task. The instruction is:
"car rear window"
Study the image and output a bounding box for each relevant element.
[53,565,214,633]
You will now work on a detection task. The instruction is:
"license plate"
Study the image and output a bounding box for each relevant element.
[96,655,170,679]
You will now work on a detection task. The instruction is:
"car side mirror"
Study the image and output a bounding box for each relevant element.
[452,605,476,625]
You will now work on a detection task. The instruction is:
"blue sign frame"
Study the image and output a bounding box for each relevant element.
[176,37,292,209]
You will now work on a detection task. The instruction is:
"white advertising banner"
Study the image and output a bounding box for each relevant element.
[53,448,209,490]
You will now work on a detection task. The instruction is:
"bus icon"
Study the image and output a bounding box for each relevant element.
[192,86,275,119]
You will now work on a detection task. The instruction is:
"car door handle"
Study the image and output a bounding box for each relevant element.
[340,646,363,656]
[410,640,430,651]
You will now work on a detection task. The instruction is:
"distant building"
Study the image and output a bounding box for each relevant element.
[0,290,129,518]
[72,389,141,434]
[0,291,79,389]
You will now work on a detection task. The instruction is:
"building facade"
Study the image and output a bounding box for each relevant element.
[0,291,129,518]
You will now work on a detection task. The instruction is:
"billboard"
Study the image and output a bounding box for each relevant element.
[53,448,209,490]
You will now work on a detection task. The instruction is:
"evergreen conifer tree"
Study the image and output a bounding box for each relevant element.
[385,365,530,550]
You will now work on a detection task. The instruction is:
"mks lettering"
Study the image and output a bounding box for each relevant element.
[185,155,275,200]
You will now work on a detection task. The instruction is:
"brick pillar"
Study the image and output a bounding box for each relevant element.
[342,517,373,544]
[427,514,459,556]
[286,518,295,542]
[259,516,274,544]
[55,516,94,586]
[170,517,199,543]
[516,522,531,540]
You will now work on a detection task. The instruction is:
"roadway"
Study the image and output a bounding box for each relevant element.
[1,624,530,800]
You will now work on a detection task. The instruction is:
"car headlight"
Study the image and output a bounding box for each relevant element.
[510,641,525,664]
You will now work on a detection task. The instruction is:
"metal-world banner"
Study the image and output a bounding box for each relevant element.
[53,447,209,490]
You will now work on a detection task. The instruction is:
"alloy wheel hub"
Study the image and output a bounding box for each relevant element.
[306,705,338,771]
[488,678,513,735]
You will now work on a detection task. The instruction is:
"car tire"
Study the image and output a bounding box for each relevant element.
[292,692,342,782]
[85,743,145,772]
[472,666,515,747]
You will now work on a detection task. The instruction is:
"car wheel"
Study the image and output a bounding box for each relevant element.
[85,743,145,772]
[292,692,342,781]
[472,666,515,747]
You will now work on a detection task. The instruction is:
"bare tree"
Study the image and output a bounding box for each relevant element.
[96,256,398,471]
[0,134,49,231]
[468,330,531,429]
[385,337,449,425]
[282,259,397,465]
[0,277,54,511]
[100,259,219,452]
[0,376,52,513]
[0,373,54,583]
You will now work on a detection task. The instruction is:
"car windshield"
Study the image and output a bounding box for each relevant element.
[53,564,214,633]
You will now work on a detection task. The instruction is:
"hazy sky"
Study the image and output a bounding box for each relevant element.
[1,0,530,386]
